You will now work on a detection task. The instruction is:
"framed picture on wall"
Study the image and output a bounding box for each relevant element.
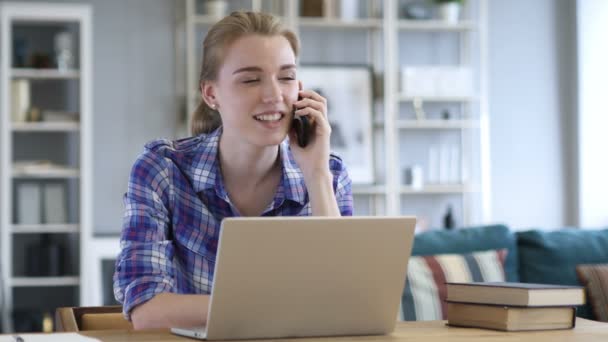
[298,64,375,184]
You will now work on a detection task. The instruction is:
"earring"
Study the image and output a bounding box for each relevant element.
[210,104,216,110]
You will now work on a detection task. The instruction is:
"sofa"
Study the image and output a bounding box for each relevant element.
[401,224,608,321]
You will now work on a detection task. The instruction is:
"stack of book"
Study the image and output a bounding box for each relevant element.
[446,282,585,331]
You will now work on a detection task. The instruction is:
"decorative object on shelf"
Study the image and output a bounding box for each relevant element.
[314,88,347,148]
[436,67,472,96]
[299,0,342,18]
[12,310,43,333]
[323,0,339,18]
[403,165,424,190]
[434,0,463,23]
[428,145,439,184]
[30,52,52,69]
[441,109,451,120]
[443,204,455,229]
[401,0,433,20]
[439,144,450,184]
[13,38,27,68]
[402,66,473,97]
[300,0,324,17]
[42,110,79,122]
[338,0,360,21]
[203,0,227,18]
[54,31,75,70]
[26,233,65,276]
[412,97,426,120]
[440,144,461,184]
[428,145,461,185]
[402,67,435,97]
[10,79,30,122]
[43,183,67,224]
[42,311,54,333]
[27,107,42,122]
[16,182,42,224]
[299,64,375,184]
[449,145,460,183]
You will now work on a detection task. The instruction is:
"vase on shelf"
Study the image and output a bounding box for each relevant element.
[436,1,461,24]
[204,0,227,19]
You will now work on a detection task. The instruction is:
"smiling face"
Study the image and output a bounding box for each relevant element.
[203,34,299,147]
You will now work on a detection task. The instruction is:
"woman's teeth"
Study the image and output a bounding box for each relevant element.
[255,113,282,121]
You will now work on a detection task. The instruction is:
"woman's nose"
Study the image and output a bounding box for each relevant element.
[261,79,283,103]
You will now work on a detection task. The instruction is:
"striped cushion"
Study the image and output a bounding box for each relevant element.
[400,249,507,321]
[576,264,608,322]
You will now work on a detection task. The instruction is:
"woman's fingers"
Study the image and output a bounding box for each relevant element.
[296,90,327,117]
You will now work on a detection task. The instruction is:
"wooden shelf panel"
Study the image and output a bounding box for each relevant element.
[299,17,382,29]
[397,119,479,129]
[398,20,476,31]
[11,276,80,287]
[11,122,80,132]
[10,224,79,234]
[400,184,474,194]
[193,15,289,25]
[11,68,80,79]
[352,184,386,195]
[398,95,476,102]
[12,167,80,179]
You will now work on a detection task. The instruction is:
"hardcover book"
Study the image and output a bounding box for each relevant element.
[447,302,576,331]
[446,282,585,307]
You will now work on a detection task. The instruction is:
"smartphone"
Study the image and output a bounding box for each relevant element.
[292,96,313,148]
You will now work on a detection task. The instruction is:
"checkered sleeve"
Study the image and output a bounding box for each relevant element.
[330,154,354,216]
[113,149,176,320]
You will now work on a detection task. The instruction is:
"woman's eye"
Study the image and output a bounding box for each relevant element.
[242,79,259,84]
[280,77,295,81]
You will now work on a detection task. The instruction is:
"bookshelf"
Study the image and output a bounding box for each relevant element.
[176,0,489,228]
[0,2,92,333]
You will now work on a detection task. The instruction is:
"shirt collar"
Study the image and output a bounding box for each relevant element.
[191,127,307,206]
[191,127,222,193]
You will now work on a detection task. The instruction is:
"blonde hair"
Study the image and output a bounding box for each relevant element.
[191,11,300,136]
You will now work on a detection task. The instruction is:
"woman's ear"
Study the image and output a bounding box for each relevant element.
[201,81,218,109]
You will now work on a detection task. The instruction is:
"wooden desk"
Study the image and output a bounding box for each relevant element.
[74,318,608,342]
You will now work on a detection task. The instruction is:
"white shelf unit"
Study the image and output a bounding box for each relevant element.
[0,2,92,333]
[177,0,489,223]
[388,0,489,227]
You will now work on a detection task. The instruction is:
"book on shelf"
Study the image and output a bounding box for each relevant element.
[42,110,79,122]
[16,182,42,224]
[43,183,67,224]
[11,79,31,122]
[446,282,585,307]
[447,302,576,331]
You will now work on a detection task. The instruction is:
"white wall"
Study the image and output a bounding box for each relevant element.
[487,0,577,230]
[90,0,177,234]
[577,0,608,228]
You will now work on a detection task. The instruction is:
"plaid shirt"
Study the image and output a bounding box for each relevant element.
[113,127,353,319]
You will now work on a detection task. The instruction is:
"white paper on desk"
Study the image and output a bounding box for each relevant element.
[0,333,101,342]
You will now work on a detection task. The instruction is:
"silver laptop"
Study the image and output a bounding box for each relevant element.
[171,216,416,340]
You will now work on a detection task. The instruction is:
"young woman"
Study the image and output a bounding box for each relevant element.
[113,11,353,330]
